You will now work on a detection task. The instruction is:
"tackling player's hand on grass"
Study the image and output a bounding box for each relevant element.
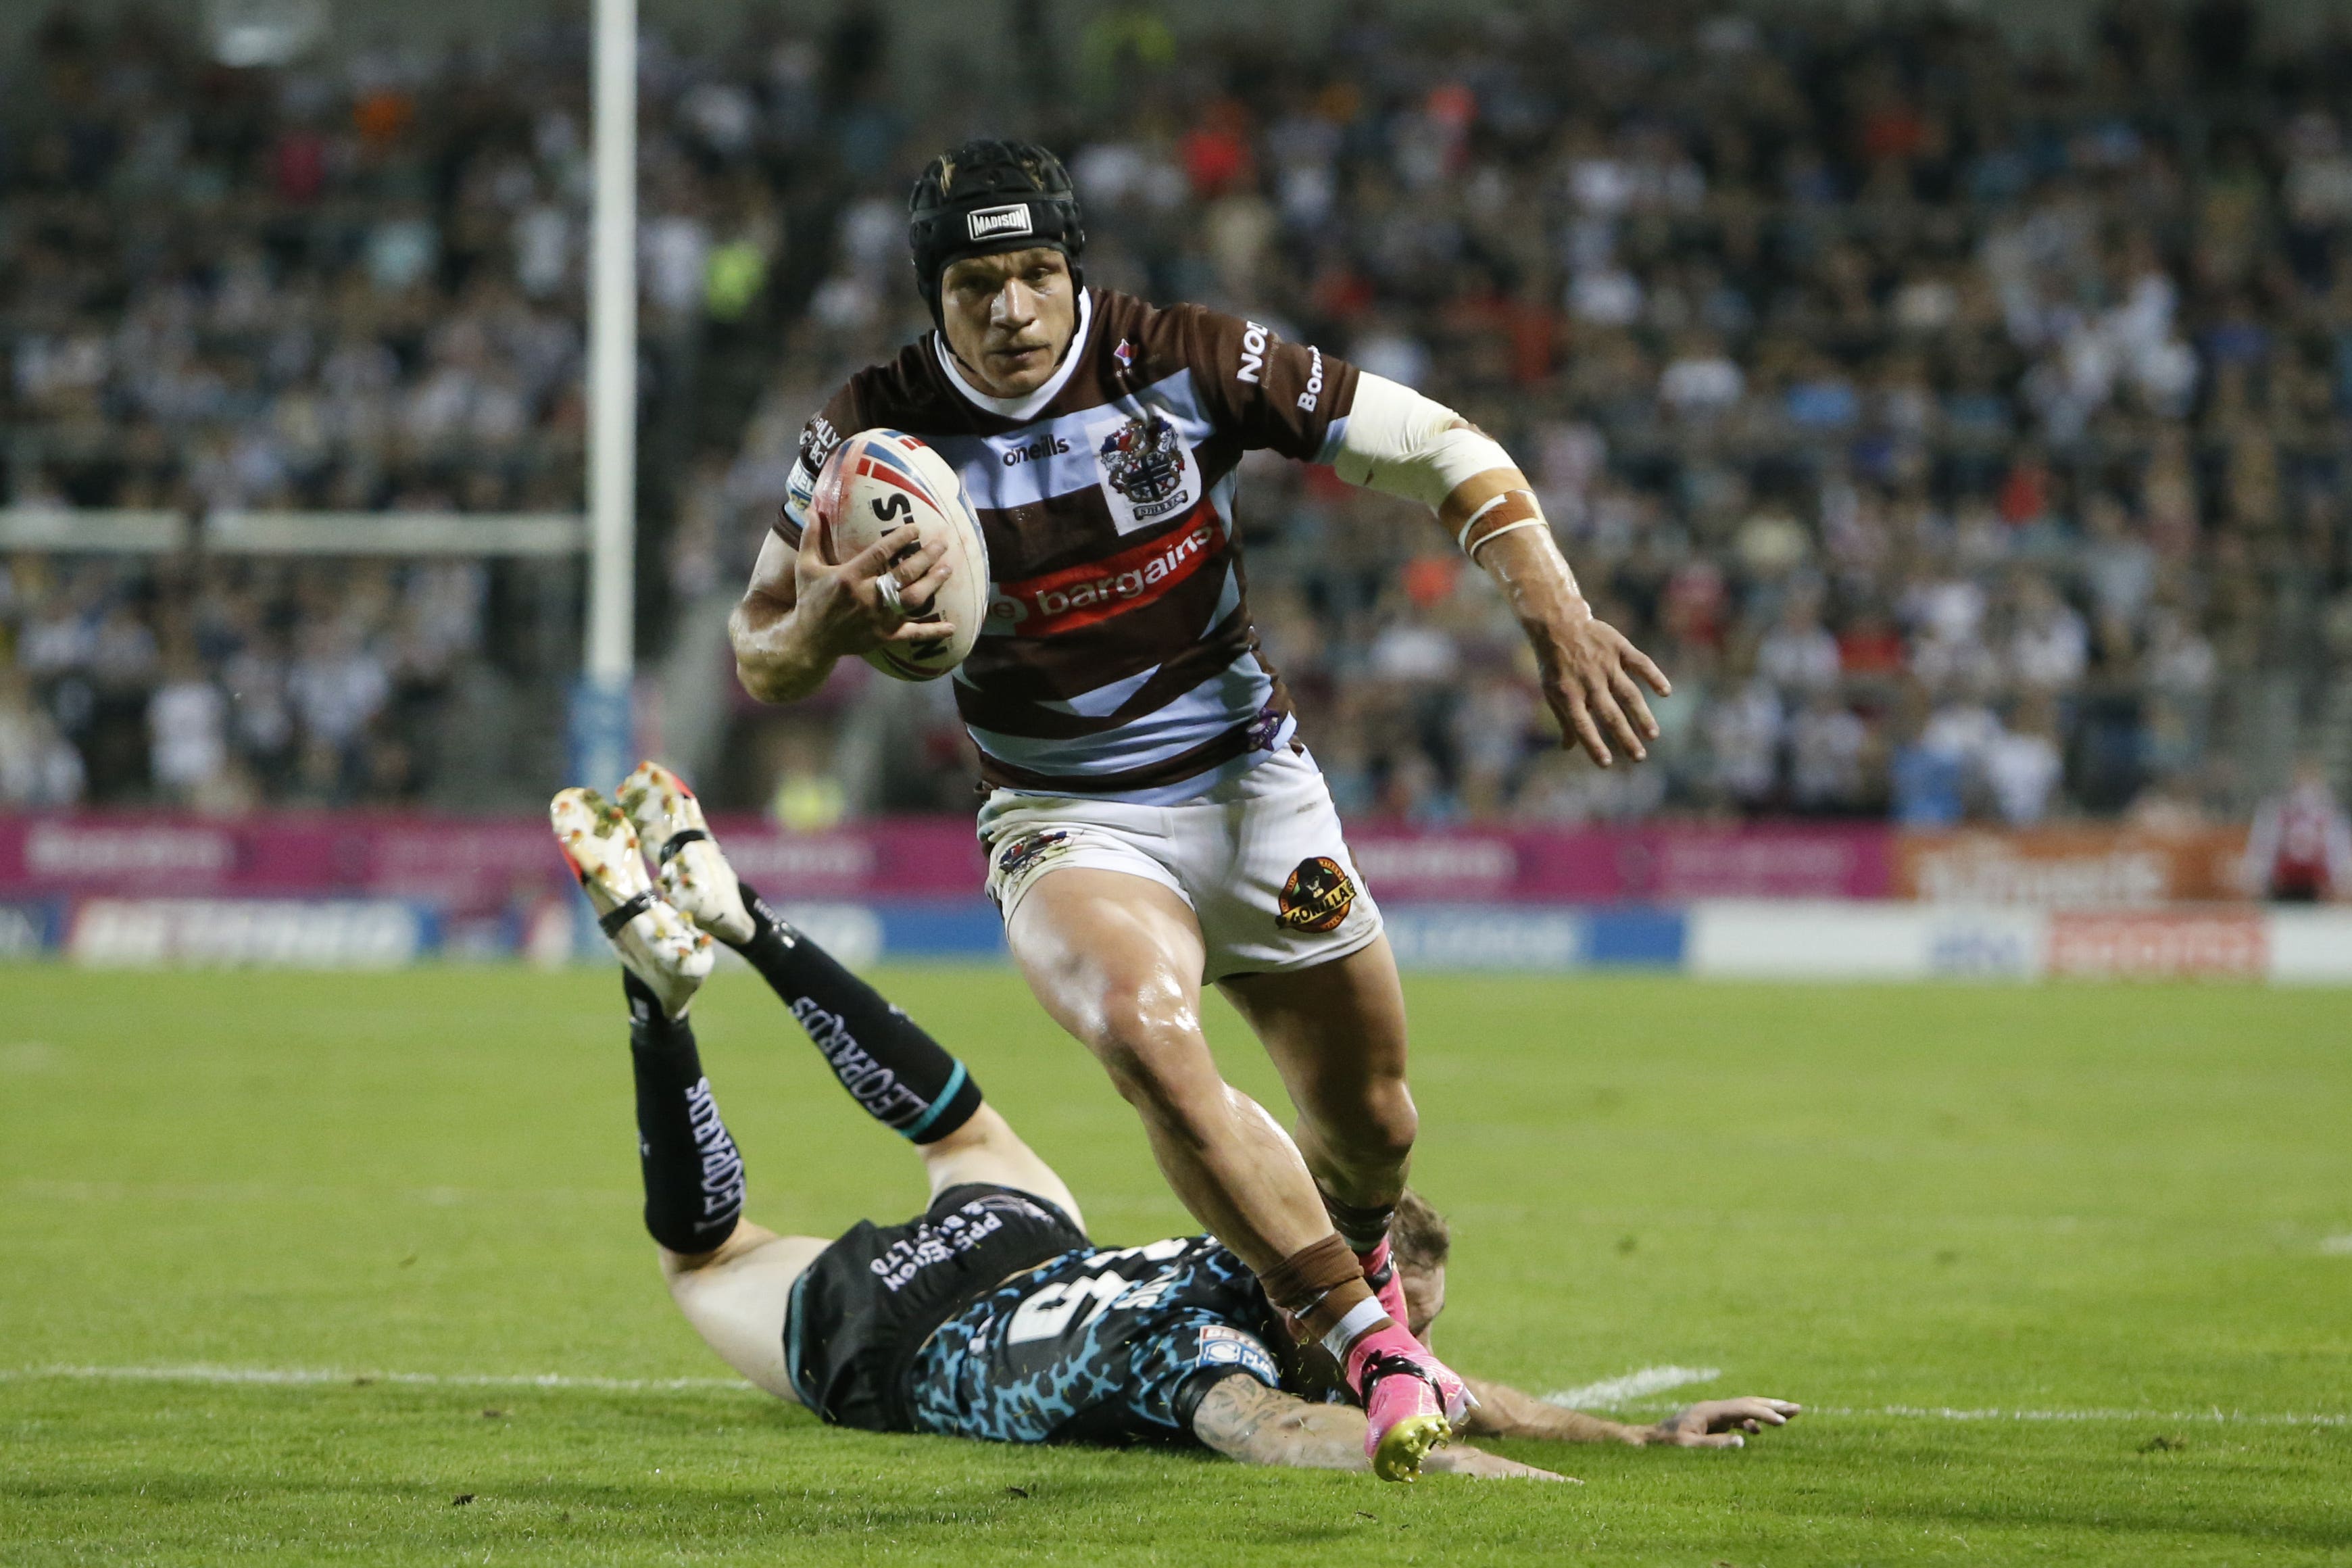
[1456,1377,1801,1449]
[1648,1398,1804,1448]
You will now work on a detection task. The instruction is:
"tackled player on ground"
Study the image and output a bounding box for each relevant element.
[553,764,1797,1477]
[729,139,1673,1477]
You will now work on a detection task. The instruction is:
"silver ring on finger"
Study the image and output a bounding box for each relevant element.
[876,572,905,617]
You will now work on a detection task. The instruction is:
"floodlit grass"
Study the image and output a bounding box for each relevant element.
[3,964,2348,1564]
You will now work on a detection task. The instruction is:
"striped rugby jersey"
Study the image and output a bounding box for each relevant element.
[778,289,1361,804]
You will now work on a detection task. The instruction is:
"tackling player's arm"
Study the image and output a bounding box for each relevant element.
[1459,1378,1802,1448]
[1331,376,1671,768]
[1190,1375,1569,1479]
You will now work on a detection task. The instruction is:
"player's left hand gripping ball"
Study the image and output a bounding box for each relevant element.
[808,428,991,683]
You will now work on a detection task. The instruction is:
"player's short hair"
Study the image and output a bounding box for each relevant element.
[1390,1188,1451,1275]
[908,139,1086,328]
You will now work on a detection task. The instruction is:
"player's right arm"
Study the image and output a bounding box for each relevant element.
[731,406,958,704]
[1169,303,1667,767]
[1190,1375,1568,1479]
[1459,1377,1801,1448]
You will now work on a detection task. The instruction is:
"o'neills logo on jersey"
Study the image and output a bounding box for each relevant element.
[987,514,1223,637]
[1002,433,1071,466]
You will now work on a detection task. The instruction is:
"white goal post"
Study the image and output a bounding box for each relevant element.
[575,0,640,791]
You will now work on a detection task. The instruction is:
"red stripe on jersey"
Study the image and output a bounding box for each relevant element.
[990,509,1225,639]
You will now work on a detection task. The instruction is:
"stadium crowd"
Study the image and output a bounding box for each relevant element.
[5,1,2351,826]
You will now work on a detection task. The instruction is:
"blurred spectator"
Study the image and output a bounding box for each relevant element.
[288,622,390,789]
[1788,694,1869,814]
[147,649,226,805]
[1984,700,2066,827]
[2005,579,2089,693]
[1706,678,1783,811]
[0,666,84,806]
[2245,759,2352,901]
[1757,594,1840,697]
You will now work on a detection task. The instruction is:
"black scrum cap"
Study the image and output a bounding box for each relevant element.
[907,139,1085,326]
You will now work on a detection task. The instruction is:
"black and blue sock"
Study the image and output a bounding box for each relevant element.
[727,881,984,1144]
[624,971,745,1253]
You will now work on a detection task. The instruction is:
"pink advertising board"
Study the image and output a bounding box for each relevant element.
[1344,822,1890,902]
[0,814,1888,913]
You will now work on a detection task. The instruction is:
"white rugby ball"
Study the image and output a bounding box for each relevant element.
[809,428,990,683]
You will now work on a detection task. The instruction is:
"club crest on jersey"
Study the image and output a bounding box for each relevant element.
[1277,856,1356,934]
[1097,413,1190,520]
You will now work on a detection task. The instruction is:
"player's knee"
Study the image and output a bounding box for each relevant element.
[1363,1084,1419,1164]
[1313,1078,1418,1169]
[1089,1014,1221,1137]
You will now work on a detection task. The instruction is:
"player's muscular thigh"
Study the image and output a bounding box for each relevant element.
[1004,869,1211,1094]
[1007,867,1333,1269]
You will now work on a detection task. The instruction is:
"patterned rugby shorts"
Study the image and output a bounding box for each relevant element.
[979,745,1384,983]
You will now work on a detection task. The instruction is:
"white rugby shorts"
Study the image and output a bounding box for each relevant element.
[978,745,1383,983]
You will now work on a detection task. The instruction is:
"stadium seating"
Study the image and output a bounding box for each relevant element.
[3,4,2349,825]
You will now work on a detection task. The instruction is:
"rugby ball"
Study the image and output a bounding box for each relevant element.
[809,428,990,683]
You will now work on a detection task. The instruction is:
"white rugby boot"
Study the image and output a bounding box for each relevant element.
[550,786,712,1016]
[616,760,756,945]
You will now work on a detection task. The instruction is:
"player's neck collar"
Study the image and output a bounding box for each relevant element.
[933,287,1094,422]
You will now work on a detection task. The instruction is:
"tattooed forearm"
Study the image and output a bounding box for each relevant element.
[1190,1376,1371,1471]
[1459,1377,1652,1444]
[1192,1376,1575,1481]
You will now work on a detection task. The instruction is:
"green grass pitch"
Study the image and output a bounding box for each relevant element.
[3,964,2348,1565]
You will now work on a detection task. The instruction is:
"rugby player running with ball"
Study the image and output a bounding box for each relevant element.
[729,141,1671,1479]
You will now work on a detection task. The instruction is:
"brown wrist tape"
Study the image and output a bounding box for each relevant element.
[1300,1276,1377,1344]
[1456,489,1544,557]
[1258,1234,1381,1344]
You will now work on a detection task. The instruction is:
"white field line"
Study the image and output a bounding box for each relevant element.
[1808,1404,2349,1428]
[1546,1365,1720,1408]
[7,1365,2345,1428]
[0,1364,759,1394]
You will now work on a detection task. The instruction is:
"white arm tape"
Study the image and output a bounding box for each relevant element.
[1466,515,1550,560]
[1454,491,1515,553]
[1331,373,1515,510]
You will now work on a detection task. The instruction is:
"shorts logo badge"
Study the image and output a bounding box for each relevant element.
[1277,856,1356,934]
[991,831,1071,908]
[1096,414,1190,520]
